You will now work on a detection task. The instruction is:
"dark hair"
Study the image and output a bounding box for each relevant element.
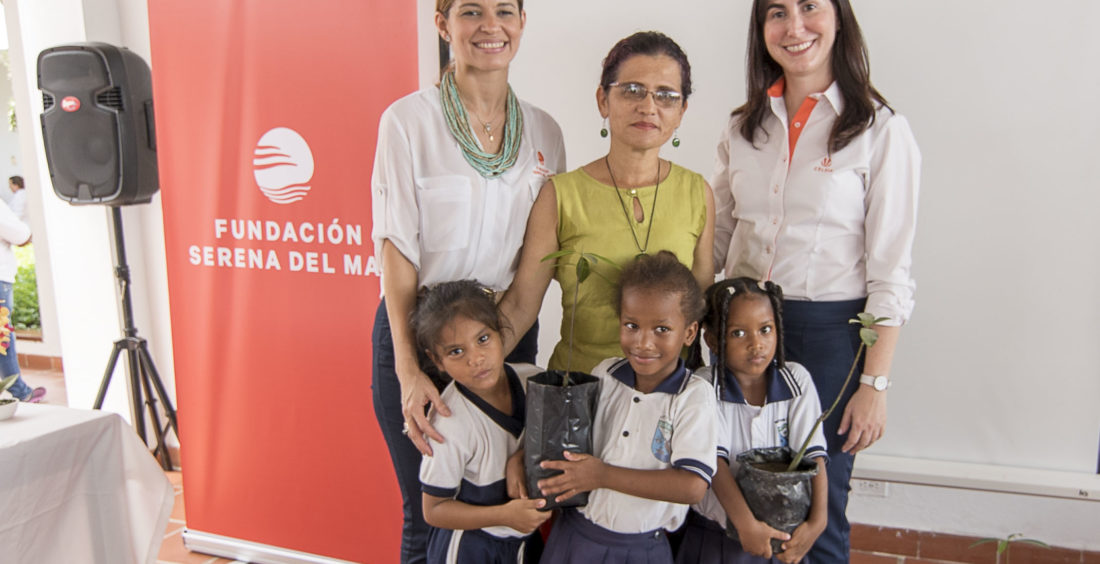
[734,0,891,153]
[8,176,23,189]
[600,31,693,102]
[617,251,705,368]
[412,280,509,357]
[703,278,786,388]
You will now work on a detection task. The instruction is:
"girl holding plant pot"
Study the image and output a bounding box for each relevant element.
[499,31,715,374]
[370,1,565,561]
[711,0,920,560]
[677,278,828,563]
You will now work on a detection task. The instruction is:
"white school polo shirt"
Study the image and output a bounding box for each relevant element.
[420,363,538,539]
[711,81,920,325]
[371,87,566,292]
[692,361,828,528]
[578,358,717,534]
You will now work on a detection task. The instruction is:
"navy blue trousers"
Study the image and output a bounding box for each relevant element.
[781,299,865,563]
[371,299,539,564]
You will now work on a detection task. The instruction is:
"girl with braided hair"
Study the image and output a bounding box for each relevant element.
[677,278,827,563]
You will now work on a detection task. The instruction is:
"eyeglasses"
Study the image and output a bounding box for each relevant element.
[608,82,683,108]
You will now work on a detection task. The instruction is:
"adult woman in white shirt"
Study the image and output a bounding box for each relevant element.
[712,1,919,560]
[370,1,564,561]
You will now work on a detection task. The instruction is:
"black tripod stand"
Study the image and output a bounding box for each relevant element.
[93,206,178,470]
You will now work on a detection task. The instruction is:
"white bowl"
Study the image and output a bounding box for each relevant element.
[0,398,18,420]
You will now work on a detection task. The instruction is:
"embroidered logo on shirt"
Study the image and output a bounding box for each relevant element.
[813,156,833,174]
[651,416,673,462]
[775,419,790,448]
[532,149,553,180]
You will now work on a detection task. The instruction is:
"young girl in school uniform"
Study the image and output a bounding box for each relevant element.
[413,280,550,564]
[538,251,718,564]
[676,278,828,564]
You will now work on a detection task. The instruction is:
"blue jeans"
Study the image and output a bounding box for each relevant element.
[371,299,539,564]
[0,281,29,400]
[781,298,865,564]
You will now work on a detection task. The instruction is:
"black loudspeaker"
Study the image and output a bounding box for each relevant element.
[38,42,158,206]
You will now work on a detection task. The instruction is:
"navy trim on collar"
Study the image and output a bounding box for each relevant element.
[454,364,525,438]
[719,364,799,404]
[610,358,689,395]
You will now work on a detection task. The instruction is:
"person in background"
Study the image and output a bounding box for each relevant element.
[0,195,40,402]
[369,1,565,561]
[712,0,920,560]
[6,176,27,221]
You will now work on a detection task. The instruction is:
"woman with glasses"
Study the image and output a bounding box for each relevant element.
[500,30,714,375]
[710,0,920,561]
[370,1,565,561]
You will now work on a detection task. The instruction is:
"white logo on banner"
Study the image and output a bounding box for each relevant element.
[253,127,314,204]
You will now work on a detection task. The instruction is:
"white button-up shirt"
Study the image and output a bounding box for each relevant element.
[580,358,717,534]
[371,87,565,291]
[712,82,920,324]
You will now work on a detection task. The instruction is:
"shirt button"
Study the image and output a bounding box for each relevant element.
[622,431,630,437]
[772,218,778,225]
[633,397,641,403]
[773,185,780,194]
[765,246,773,254]
[794,122,802,128]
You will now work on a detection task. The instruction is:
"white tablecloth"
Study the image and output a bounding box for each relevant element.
[0,403,174,563]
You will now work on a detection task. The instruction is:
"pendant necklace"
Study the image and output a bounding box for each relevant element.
[469,106,500,143]
[605,156,661,254]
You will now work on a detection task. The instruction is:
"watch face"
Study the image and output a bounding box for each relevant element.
[873,376,888,391]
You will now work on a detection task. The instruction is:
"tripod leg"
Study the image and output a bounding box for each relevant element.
[137,342,179,438]
[94,341,126,409]
[125,344,147,443]
[137,351,172,470]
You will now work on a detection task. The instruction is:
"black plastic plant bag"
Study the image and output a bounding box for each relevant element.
[730,446,818,554]
[524,370,600,510]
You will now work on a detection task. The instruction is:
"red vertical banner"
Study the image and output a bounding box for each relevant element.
[148,2,417,561]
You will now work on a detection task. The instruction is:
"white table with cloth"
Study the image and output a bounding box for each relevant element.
[0,403,174,563]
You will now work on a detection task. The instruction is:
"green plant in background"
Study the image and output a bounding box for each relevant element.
[969,533,1049,557]
[13,244,40,330]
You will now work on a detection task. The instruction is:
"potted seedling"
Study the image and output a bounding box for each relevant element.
[730,313,887,553]
[524,249,618,510]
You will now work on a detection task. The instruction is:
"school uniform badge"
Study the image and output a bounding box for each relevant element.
[775,419,789,448]
[651,416,673,462]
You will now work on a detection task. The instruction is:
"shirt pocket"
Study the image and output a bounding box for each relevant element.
[416,175,472,253]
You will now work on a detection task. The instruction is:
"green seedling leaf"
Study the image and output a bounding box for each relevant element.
[968,539,998,549]
[859,327,879,348]
[1,374,18,394]
[576,256,591,284]
[541,249,574,263]
[583,252,621,269]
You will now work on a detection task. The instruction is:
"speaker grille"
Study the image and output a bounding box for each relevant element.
[43,93,54,110]
[96,87,123,110]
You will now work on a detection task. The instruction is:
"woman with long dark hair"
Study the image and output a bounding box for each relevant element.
[712,1,920,560]
[370,1,564,561]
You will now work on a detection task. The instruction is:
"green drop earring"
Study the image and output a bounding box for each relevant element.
[672,129,680,148]
[600,118,608,138]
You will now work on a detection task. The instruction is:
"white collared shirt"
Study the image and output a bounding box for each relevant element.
[579,358,717,534]
[712,82,920,324]
[692,362,828,528]
[371,87,565,291]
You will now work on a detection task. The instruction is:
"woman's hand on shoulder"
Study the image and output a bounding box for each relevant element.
[399,364,451,456]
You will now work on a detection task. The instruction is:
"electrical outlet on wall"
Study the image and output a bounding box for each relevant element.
[852,479,889,497]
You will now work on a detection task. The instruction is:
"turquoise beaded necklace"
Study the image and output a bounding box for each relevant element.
[440,68,524,178]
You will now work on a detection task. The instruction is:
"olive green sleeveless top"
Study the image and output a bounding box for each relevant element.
[548,163,707,373]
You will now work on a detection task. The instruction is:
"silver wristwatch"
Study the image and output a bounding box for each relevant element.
[859,374,891,391]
